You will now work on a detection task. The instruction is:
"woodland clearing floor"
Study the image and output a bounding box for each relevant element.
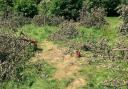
[32,40,87,89]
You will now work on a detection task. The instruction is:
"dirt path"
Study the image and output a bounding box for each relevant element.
[32,40,86,89]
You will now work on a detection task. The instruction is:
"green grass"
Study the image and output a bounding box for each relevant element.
[75,17,128,89]
[80,59,128,89]
[2,17,128,89]
[80,17,120,40]
[52,17,128,89]
[1,60,73,89]
[1,61,57,89]
[19,24,58,42]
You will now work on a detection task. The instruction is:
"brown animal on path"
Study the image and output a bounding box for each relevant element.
[76,50,81,58]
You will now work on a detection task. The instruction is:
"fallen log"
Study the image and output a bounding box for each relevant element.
[113,48,128,51]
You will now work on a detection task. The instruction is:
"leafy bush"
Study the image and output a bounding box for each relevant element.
[0,0,14,19]
[66,40,85,52]
[91,38,112,59]
[32,15,49,26]
[48,16,65,26]
[117,5,128,34]
[80,4,107,28]
[0,15,31,30]
[90,7,107,28]
[32,15,64,26]
[112,36,128,60]
[0,30,34,82]
[37,0,51,15]
[50,0,83,20]
[49,21,79,41]
[35,0,42,4]
[88,0,121,16]
[121,0,128,4]
[119,23,128,34]
[85,37,128,61]
[14,0,38,18]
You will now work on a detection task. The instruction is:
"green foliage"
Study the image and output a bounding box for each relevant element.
[14,0,38,18]
[1,61,56,89]
[1,16,128,89]
[0,30,34,83]
[34,0,42,4]
[0,0,14,18]
[48,16,65,26]
[38,0,51,15]
[32,15,49,26]
[20,25,57,42]
[80,60,128,89]
[117,5,128,34]
[50,0,83,20]
[32,15,64,26]
[0,0,13,11]
[1,60,72,89]
[88,0,121,16]
[121,0,128,4]
[80,4,107,28]
[0,15,31,31]
[49,21,79,41]
[0,0,127,19]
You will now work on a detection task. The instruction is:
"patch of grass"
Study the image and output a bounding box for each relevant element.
[80,17,119,41]
[80,60,128,89]
[3,17,127,89]
[1,60,75,89]
[18,24,58,42]
[1,61,56,89]
[70,17,128,89]
[54,17,120,48]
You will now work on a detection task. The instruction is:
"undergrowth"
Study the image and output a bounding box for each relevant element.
[1,17,128,89]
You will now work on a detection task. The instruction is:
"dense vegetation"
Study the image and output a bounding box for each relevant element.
[0,0,127,19]
[0,0,128,89]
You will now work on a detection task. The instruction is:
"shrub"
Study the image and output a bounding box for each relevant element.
[92,38,112,59]
[112,36,128,60]
[32,15,49,26]
[13,15,31,26]
[66,40,88,55]
[32,14,64,27]
[14,0,38,18]
[0,0,14,19]
[121,0,128,4]
[48,16,65,26]
[0,30,34,82]
[86,37,128,61]
[0,15,31,30]
[80,4,107,28]
[49,21,79,41]
[105,0,120,16]
[37,0,51,15]
[35,0,42,4]
[117,5,128,34]
[90,7,107,28]
[88,0,121,16]
[50,0,83,20]
[119,23,128,34]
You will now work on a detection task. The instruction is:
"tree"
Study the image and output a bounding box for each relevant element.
[38,0,51,15]
[14,0,38,18]
[121,0,128,4]
[88,0,121,16]
[0,0,14,19]
[105,0,120,16]
[34,0,42,4]
[50,0,83,20]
